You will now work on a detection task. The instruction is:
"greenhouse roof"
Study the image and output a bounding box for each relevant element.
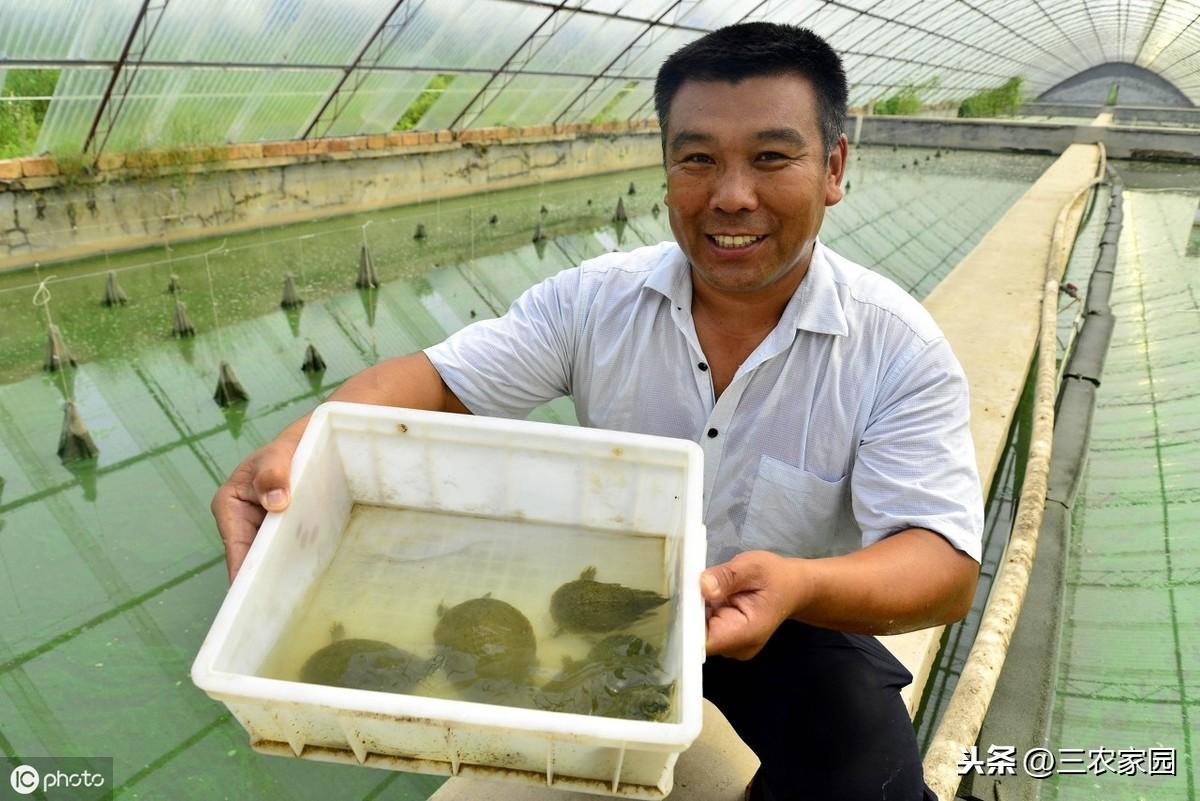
[1,0,1199,156]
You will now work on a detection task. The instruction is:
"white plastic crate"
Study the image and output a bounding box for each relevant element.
[192,402,706,798]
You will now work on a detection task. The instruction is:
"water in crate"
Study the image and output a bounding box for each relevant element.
[259,503,679,722]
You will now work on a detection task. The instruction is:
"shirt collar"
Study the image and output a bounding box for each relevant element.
[784,239,849,337]
[644,243,692,309]
[644,240,849,337]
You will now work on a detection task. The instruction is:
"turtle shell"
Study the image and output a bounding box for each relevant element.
[299,638,432,694]
[433,597,537,687]
[550,567,668,633]
[535,633,672,721]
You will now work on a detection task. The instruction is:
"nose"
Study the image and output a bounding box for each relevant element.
[708,163,759,214]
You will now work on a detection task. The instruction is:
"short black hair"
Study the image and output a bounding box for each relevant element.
[654,22,848,156]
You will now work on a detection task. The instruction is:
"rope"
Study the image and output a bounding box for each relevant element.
[297,233,314,289]
[32,274,74,402]
[202,240,228,358]
[922,142,1107,800]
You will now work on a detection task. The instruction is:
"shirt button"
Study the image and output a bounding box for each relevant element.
[698,362,708,371]
[707,428,718,438]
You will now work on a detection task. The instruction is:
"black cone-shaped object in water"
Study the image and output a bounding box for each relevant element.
[414,223,427,240]
[58,401,99,462]
[167,274,182,294]
[280,273,303,309]
[651,203,660,217]
[612,197,628,223]
[628,182,636,196]
[44,324,76,371]
[489,214,498,225]
[534,236,548,261]
[214,361,249,407]
[301,344,326,373]
[102,271,129,306]
[540,205,548,216]
[356,244,380,289]
[532,222,546,243]
[172,301,196,337]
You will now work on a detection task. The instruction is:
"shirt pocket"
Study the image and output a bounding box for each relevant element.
[742,456,858,558]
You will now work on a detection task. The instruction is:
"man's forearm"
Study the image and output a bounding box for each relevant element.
[788,528,979,635]
[327,352,462,411]
[274,353,466,450]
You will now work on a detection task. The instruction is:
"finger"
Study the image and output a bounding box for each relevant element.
[700,571,723,604]
[212,483,267,582]
[702,559,754,604]
[250,442,296,512]
[705,605,751,656]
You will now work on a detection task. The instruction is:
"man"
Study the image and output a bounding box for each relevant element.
[213,22,981,801]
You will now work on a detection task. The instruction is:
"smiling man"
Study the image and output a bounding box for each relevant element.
[213,22,981,801]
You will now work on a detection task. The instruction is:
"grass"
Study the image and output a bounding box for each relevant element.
[875,78,940,116]
[395,74,456,131]
[0,69,60,158]
[957,77,1023,119]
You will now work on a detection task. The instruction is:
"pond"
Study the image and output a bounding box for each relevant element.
[0,145,1053,799]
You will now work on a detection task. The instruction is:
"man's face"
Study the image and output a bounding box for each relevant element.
[663,74,846,297]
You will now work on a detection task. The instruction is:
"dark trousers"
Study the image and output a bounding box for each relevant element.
[703,620,936,801]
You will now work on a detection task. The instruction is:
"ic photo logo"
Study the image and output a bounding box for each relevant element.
[7,759,109,798]
[9,764,39,795]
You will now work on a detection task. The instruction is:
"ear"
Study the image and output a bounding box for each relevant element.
[824,133,849,207]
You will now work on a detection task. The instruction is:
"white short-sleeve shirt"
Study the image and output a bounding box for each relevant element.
[425,240,984,567]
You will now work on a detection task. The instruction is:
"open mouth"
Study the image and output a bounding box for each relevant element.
[707,234,766,251]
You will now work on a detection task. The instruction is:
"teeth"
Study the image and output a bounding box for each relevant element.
[712,234,762,248]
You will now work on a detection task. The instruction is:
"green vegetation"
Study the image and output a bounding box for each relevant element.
[0,69,60,158]
[957,77,1023,119]
[875,78,939,116]
[875,85,923,116]
[1105,82,1119,106]
[395,74,456,131]
[591,81,639,124]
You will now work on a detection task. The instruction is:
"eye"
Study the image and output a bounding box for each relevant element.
[680,153,713,164]
[756,151,789,162]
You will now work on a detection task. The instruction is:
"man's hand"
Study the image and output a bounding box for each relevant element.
[701,551,806,660]
[211,430,303,583]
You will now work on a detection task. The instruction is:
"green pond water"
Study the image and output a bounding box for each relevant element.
[0,146,1053,799]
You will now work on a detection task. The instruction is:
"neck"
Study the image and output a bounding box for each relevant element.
[690,245,814,338]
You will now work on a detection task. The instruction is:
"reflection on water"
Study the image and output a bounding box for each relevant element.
[0,146,1052,799]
